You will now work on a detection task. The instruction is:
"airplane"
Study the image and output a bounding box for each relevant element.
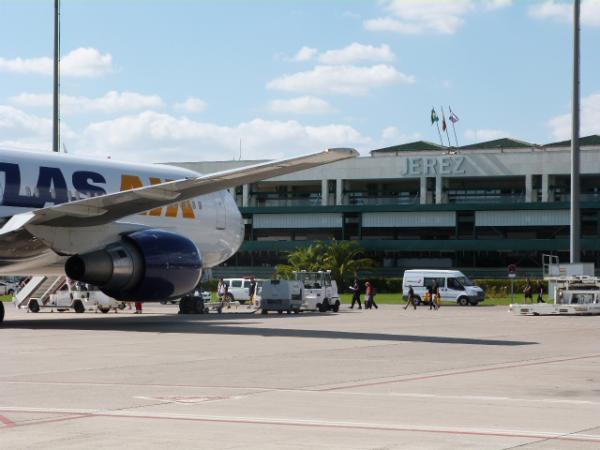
[0,147,358,322]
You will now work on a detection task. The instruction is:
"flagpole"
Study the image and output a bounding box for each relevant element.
[450,106,459,147]
[432,106,443,146]
[441,105,451,147]
[435,122,443,146]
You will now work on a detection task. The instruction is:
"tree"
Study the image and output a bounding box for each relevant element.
[275,240,376,289]
[322,240,376,289]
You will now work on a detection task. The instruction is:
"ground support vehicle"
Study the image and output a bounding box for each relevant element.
[292,271,340,312]
[402,269,485,306]
[0,280,18,296]
[28,285,124,314]
[260,279,303,314]
[510,276,600,316]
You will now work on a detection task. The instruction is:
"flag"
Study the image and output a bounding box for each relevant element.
[430,108,439,125]
[449,108,459,123]
[442,109,447,131]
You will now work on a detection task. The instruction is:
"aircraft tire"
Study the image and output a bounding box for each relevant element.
[194,298,205,314]
[0,301,4,323]
[29,300,40,313]
[179,297,193,314]
[73,301,85,313]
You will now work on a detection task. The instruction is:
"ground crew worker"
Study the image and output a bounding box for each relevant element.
[404,285,416,310]
[536,281,545,303]
[430,280,439,311]
[349,279,362,309]
[249,276,257,306]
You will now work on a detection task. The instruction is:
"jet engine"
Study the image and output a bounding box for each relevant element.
[65,229,202,301]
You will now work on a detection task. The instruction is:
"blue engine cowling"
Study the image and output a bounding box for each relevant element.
[65,229,202,301]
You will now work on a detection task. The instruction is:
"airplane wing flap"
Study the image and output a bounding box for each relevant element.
[24,148,358,228]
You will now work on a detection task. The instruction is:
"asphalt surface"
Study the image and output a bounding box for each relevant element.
[1,303,600,449]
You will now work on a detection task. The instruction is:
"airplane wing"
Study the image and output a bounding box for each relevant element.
[14,147,358,228]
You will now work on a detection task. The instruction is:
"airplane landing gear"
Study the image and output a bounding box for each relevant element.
[0,301,4,323]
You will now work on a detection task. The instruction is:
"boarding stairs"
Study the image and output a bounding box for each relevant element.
[14,275,66,309]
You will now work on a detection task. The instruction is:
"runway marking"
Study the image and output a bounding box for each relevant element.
[317,352,600,391]
[0,415,15,428]
[1,406,600,443]
[134,395,233,404]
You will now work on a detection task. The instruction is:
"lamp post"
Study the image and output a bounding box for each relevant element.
[570,0,580,263]
[52,0,60,153]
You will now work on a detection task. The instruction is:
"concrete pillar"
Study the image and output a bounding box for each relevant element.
[336,179,343,206]
[435,176,443,205]
[242,184,249,207]
[321,179,328,206]
[542,174,549,202]
[420,177,427,204]
[525,174,533,203]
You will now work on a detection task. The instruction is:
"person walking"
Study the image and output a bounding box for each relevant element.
[349,279,362,309]
[404,285,417,310]
[217,279,226,301]
[429,280,439,311]
[523,278,533,303]
[248,276,257,307]
[536,281,545,303]
[365,282,378,309]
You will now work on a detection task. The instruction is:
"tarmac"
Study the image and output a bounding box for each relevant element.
[1,303,600,449]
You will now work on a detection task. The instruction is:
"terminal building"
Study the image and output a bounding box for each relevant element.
[172,135,600,278]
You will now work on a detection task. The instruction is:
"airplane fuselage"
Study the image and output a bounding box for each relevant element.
[0,149,244,275]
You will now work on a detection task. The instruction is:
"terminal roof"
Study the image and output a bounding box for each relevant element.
[545,135,600,148]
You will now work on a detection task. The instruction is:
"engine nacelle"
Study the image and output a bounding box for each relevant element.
[65,229,202,301]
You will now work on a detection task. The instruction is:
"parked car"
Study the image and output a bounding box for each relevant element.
[0,280,19,296]
[222,278,262,304]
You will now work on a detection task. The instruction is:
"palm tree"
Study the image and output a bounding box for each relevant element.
[275,241,376,289]
[322,240,376,289]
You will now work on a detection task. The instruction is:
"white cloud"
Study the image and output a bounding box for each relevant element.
[485,0,512,10]
[287,43,395,65]
[267,64,414,96]
[529,0,600,26]
[0,47,113,77]
[464,128,508,142]
[269,96,335,115]
[292,46,318,62]
[10,91,163,114]
[547,93,600,140]
[174,97,207,113]
[61,48,113,77]
[79,112,372,161]
[364,0,511,34]
[0,105,75,151]
[364,0,474,35]
[318,43,395,65]
[380,126,421,144]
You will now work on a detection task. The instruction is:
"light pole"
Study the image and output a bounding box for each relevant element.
[52,0,60,153]
[570,0,580,263]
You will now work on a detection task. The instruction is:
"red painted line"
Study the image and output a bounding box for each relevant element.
[0,413,92,430]
[0,408,599,443]
[319,353,600,391]
[0,415,16,428]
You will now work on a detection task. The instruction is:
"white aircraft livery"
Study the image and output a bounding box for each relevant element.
[0,147,358,322]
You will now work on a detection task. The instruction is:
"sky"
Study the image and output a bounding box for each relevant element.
[0,0,599,163]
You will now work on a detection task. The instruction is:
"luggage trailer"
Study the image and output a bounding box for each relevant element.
[510,276,600,316]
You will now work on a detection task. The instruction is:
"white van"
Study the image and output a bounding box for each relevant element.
[402,270,485,306]
[223,278,262,304]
